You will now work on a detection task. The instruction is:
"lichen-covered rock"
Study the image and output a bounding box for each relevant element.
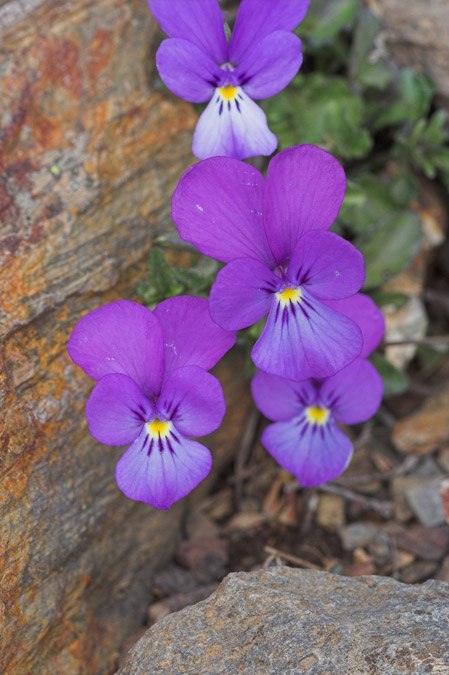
[372,0,449,105]
[119,567,449,674]
[0,1,251,673]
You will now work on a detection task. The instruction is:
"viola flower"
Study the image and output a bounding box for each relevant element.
[68,297,236,509]
[148,0,308,159]
[251,293,385,486]
[173,144,365,381]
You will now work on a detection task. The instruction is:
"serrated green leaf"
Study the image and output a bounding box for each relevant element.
[138,248,220,308]
[395,111,449,177]
[265,74,372,159]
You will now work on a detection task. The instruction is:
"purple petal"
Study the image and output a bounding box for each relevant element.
[209,258,279,331]
[262,416,353,487]
[116,426,212,510]
[157,366,225,437]
[324,294,385,358]
[235,31,303,100]
[251,370,316,421]
[68,300,163,397]
[153,296,235,376]
[320,359,384,425]
[263,145,346,264]
[172,157,274,265]
[156,38,223,103]
[192,87,278,160]
[252,291,363,380]
[287,231,365,300]
[86,374,153,445]
[148,0,228,63]
[230,0,310,62]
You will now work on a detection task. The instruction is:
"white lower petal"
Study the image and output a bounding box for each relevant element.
[193,87,277,160]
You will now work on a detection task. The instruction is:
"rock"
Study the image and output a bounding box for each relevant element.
[199,488,234,522]
[185,511,219,542]
[391,526,449,562]
[392,457,443,523]
[400,562,438,584]
[316,494,345,530]
[436,556,449,583]
[392,383,449,454]
[0,1,250,673]
[147,584,218,625]
[372,0,449,104]
[339,522,382,550]
[119,567,449,674]
[382,181,447,370]
[397,551,416,571]
[437,447,449,473]
[383,296,428,370]
[225,511,267,532]
[176,538,229,583]
[151,566,198,599]
[440,479,449,524]
[392,476,421,523]
[340,522,391,567]
[406,477,447,527]
[342,561,376,577]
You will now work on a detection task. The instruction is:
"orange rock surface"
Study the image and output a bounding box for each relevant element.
[0,1,251,672]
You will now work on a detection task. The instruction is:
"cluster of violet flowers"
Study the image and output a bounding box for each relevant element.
[68,0,385,510]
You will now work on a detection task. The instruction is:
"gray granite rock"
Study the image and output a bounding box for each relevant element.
[119,567,449,674]
[374,0,449,106]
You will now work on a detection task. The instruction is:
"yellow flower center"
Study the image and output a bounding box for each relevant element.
[276,286,302,307]
[146,418,171,438]
[305,406,330,426]
[219,85,238,100]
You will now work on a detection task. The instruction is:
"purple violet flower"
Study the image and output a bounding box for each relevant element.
[148,0,308,159]
[251,294,385,486]
[173,144,366,381]
[68,296,235,509]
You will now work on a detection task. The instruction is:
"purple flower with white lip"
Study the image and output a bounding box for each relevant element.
[148,0,308,159]
[173,144,365,381]
[68,296,235,509]
[251,294,385,486]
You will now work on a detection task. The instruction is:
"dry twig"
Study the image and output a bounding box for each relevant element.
[318,484,394,519]
[264,545,321,571]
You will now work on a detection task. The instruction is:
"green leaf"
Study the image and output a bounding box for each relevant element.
[399,69,435,118]
[389,172,418,207]
[356,210,422,288]
[395,110,449,178]
[338,173,418,236]
[350,9,393,90]
[300,0,360,44]
[264,74,372,159]
[137,248,220,308]
[370,354,409,397]
[371,70,435,130]
[338,175,393,234]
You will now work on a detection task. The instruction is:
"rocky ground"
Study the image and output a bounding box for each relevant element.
[117,209,449,668]
[119,567,449,674]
